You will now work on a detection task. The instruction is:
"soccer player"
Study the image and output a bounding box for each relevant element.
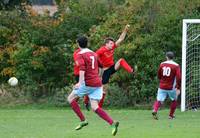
[73,48,90,111]
[90,24,134,107]
[152,51,181,120]
[68,36,119,136]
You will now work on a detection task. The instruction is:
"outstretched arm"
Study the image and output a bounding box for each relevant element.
[115,24,130,46]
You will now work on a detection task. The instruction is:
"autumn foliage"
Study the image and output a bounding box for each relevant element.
[0,0,200,106]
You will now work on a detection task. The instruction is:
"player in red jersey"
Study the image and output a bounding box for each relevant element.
[73,48,90,111]
[152,51,181,120]
[68,36,119,136]
[84,24,135,107]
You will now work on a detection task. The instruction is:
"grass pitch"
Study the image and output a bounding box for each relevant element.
[0,107,199,138]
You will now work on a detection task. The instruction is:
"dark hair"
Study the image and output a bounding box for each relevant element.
[166,51,174,59]
[104,37,115,44]
[77,36,88,48]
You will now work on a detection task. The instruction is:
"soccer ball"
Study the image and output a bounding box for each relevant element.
[8,77,18,86]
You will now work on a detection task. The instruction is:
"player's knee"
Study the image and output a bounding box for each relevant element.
[118,58,125,63]
[91,107,98,112]
[119,58,124,61]
[115,58,124,70]
[67,96,71,103]
[67,95,73,103]
[91,105,96,111]
[91,103,98,111]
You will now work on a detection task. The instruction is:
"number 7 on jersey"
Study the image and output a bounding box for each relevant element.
[90,56,95,69]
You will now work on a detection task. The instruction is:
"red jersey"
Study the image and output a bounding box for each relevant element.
[96,43,117,68]
[73,48,81,75]
[76,48,102,87]
[158,60,181,90]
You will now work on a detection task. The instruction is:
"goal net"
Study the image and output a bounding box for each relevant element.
[181,19,200,111]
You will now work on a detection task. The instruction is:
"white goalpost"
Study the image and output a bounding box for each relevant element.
[181,19,200,111]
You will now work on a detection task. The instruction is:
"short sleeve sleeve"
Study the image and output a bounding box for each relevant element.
[76,54,86,71]
[96,48,103,57]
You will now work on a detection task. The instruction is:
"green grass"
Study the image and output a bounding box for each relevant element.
[0,107,199,138]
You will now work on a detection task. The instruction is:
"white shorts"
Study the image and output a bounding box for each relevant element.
[157,88,177,102]
[73,83,103,100]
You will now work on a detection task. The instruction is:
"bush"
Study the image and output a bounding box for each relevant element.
[1,0,200,107]
[51,86,72,107]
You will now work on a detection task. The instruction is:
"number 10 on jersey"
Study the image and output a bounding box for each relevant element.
[162,66,171,76]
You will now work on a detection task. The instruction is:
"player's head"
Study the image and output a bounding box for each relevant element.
[166,51,174,60]
[104,37,115,49]
[77,36,88,48]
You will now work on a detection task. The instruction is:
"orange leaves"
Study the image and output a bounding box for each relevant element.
[52,20,60,26]
[1,67,15,77]
[31,60,44,70]
[32,46,50,57]
[7,59,16,66]
[52,13,65,26]
[31,17,62,28]
[31,46,48,70]
[5,46,16,55]
[25,5,38,17]
[0,46,17,60]
[0,46,17,77]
